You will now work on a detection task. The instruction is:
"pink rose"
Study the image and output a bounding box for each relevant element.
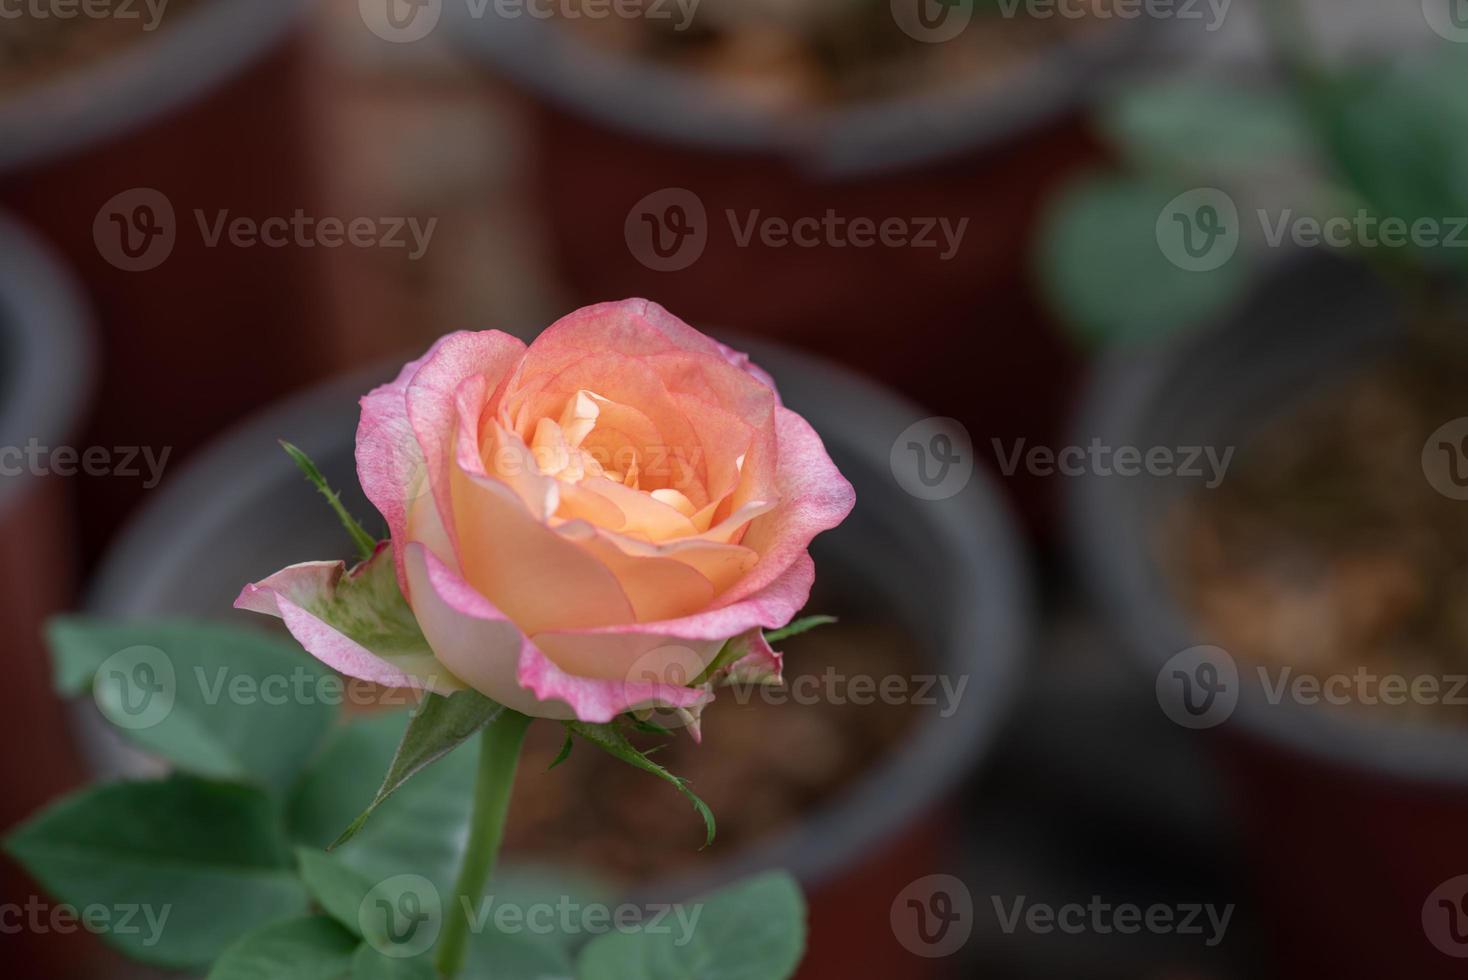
[237,300,854,727]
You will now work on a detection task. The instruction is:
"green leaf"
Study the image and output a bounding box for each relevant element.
[1036,174,1252,347]
[288,711,478,894]
[1099,81,1313,179]
[330,690,505,848]
[465,929,575,980]
[280,440,378,561]
[567,722,715,848]
[297,848,377,939]
[208,916,358,980]
[1308,53,1468,273]
[547,732,575,771]
[47,616,337,794]
[4,776,308,968]
[575,871,806,980]
[763,616,837,644]
[350,943,437,980]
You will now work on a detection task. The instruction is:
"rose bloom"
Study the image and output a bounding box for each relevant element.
[237,301,854,728]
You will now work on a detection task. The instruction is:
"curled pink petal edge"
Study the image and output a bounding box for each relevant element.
[233,560,461,696]
[413,545,713,727]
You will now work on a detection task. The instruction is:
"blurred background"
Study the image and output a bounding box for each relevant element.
[4,0,1468,977]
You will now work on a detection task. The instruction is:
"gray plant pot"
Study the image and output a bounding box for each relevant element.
[0,211,96,974]
[1066,252,1468,779]
[0,0,312,174]
[1067,253,1468,977]
[81,333,1034,912]
[445,2,1167,176]
[0,213,94,500]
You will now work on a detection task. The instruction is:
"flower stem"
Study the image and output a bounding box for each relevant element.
[435,708,532,979]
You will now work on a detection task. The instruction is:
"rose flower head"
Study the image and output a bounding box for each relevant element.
[238,300,854,731]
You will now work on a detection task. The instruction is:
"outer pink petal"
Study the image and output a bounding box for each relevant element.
[358,331,526,595]
[721,627,784,686]
[234,556,462,695]
[721,406,854,607]
[577,298,781,400]
[404,331,528,574]
[534,553,816,652]
[407,543,711,723]
[402,542,551,717]
[508,300,778,435]
[356,338,448,593]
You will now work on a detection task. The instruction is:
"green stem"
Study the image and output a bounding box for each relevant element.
[435,709,532,979]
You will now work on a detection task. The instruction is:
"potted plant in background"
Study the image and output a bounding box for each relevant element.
[0,211,96,975]
[443,0,1186,533]
[1045,13,1468,977]
[0,0,336,562]
[47,301,1031,977]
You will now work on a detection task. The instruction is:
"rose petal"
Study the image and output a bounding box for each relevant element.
[449,461,635,633]
[407,543,712,723]
[406,331,528,572]
[402,541,555,716]
[720,407,855,608]
[720,627,784,686]
[556,521,717,623]
[234,545,463,695]
[592,524,763,597]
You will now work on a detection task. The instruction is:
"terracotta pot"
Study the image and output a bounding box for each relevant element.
[82,334,1033,978]
[0,212,98,974]
[1069,253,1468,979]
[0,0,333,563]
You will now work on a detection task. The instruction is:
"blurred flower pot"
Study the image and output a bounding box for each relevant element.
[81,335,1032,978]
[1070,253,1468,979]
[446,7,1164,529]
[0,0,333,562]
[0,213,97,971]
